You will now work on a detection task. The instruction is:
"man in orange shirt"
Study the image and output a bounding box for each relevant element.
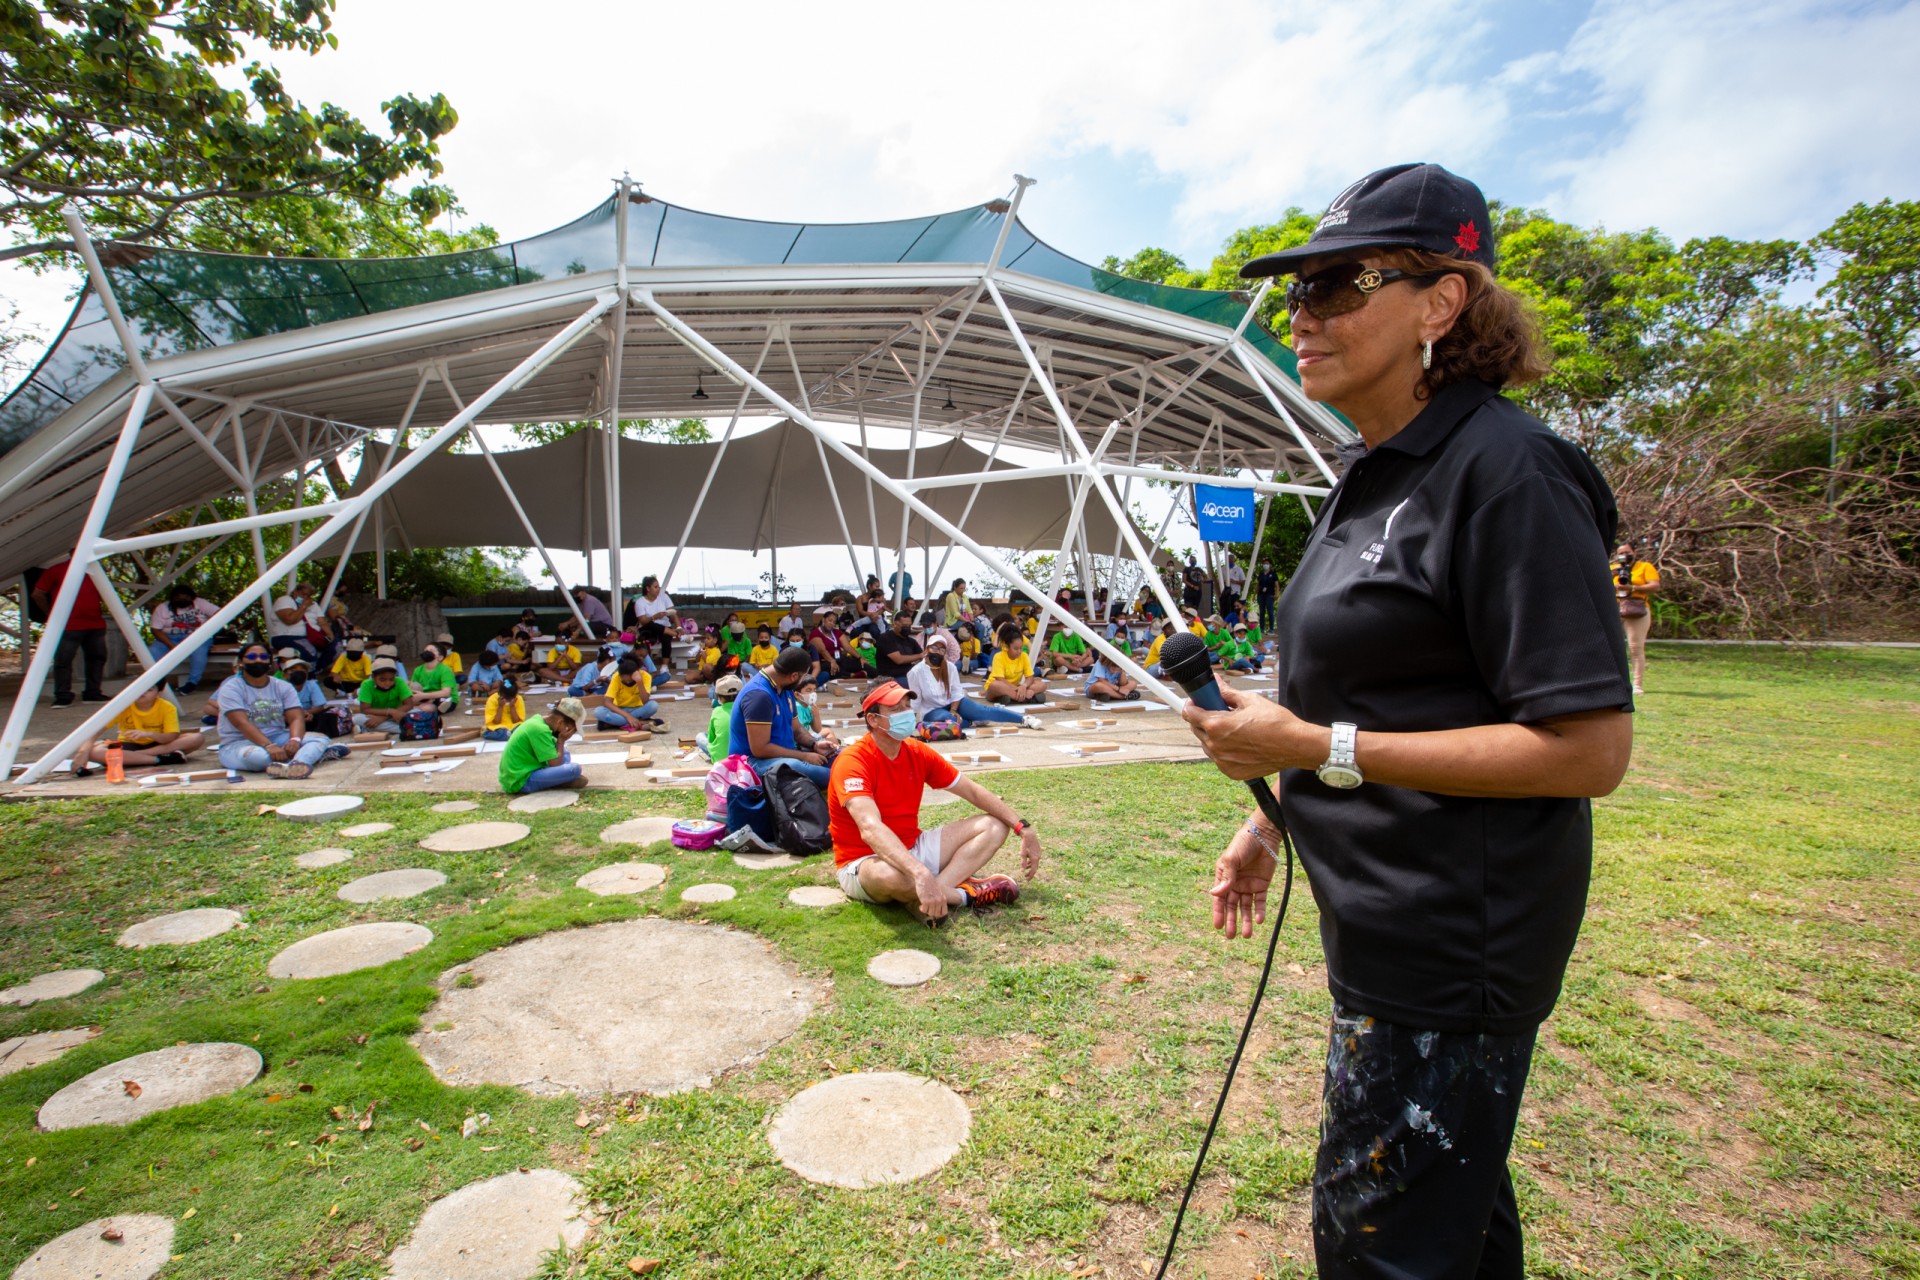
[827,679,1042,923]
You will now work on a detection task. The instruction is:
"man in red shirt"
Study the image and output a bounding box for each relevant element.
[30,559,110,706]
[828,679,1042,923]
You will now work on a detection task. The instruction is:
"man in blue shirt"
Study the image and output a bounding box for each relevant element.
[730,645,840,786]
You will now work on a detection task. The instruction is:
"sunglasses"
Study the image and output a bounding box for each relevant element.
[1285,263,1440,320]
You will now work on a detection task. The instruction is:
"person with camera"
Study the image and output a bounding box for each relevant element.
[1182,163,1634,1280]
[1612,541,1660,695]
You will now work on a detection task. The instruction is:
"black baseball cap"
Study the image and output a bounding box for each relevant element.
[1240,163,1495,279]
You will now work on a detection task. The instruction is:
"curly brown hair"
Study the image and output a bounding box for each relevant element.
[1377,248,1551,398]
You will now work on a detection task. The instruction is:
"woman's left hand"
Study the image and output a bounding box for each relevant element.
[1181,683,1320,782]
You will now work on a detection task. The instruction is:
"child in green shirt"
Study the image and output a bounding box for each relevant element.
[705,672,741,760]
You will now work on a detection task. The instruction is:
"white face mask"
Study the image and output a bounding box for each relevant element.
[886,708,916,737]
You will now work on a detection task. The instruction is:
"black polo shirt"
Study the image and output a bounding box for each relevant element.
[1271,378,1632,1035]
[874,629,922,680]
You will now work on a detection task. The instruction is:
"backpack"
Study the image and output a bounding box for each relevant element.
[725,783,779,844]
[763,766,831,856]
[398,706,443,742]
[307,706,353,739]
[704,753,760,820]
[915,719,965,742]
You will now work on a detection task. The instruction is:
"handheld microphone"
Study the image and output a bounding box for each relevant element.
[1160,631,1285,829]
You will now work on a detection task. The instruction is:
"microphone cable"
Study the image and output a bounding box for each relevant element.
[1151,814,1296,1280]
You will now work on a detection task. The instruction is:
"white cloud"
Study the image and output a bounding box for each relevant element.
[1537,0,1920,239]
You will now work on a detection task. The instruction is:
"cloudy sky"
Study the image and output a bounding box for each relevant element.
[5,0,1915,595]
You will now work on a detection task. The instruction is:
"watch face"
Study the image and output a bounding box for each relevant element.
[1317,764,1364,790]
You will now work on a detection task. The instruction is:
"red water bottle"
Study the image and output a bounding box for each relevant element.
[104,742,126,783]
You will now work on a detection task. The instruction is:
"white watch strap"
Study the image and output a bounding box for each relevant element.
[1327,721,1358,770]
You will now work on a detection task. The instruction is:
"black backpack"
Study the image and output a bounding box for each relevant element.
[764,766,831,855]
[399,706,443,742]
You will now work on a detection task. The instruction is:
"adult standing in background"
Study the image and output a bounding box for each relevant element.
[30,558,108,706]
[147,583,218,695]
[941,578,975,628]
[1180,554,1205,613]
[1186,162,1634,1280]
[1223,558,1248,614]
[1255,560,1280,632]
[1611,541,1660,695]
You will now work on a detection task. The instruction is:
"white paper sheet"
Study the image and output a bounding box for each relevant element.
[1090,701,1172,712]
[566,750,631,766]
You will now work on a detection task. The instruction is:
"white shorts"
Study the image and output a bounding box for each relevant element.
[837,827,944,903]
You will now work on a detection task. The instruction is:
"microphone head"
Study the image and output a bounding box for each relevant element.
[1159,631,1214,690]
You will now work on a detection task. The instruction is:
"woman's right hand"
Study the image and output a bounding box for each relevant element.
[1210,825,1279,940]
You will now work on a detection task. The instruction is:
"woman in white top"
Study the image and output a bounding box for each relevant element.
[625,575,677,663]
[267,580,324,663]
[908,636,1040,731]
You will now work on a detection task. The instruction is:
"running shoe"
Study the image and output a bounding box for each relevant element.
[958,874,1021,909]
[1021,715,1045,730]
[320,742,352,762]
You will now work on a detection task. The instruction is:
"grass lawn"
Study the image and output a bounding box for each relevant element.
[0,645,1915,1279]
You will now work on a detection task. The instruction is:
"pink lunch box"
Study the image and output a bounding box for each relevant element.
[670,819,726,850]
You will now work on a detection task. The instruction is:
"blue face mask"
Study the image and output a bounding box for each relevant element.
[886,709,917,738]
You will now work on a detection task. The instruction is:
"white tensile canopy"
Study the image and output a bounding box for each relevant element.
[0,178,1351,782]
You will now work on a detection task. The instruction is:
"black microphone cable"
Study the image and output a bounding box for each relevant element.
[1149,630,1299,1279]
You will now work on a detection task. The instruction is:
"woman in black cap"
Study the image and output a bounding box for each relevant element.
[1182,163,1635,1279]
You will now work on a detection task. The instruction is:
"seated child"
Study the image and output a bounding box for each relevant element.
[748,626,780,669]
[694,625,726,683]
[595,656,658,730]
[435,632,465,684]
[1045,624,1096,674]
[485,626,515,665]
[703,672,742,761]
[277,649,328,713]
[498,697,587,794]
[1085,656,1140,702]
[483,678,528,741]
[327,638,371,695]
[985,622,1049,705]
[535,636,583,686]
[71,685,207,776]
[1217,623,1264,673]
[467,650,505,700]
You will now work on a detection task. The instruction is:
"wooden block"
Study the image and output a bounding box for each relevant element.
[580,694,609,709]
[972,725,1020,737]
[142,767,230,787]
[658,766,706,778]
[344,738,390,752]
[440,727,482,745]
[625,745,654,770]
[677,738,698,751]
[415,742,479,759]
[619,730,651,742]
[352,732,390,743]
[1076,741,1123,754]
[1105,703,1146,713]
[951,750,1005,764]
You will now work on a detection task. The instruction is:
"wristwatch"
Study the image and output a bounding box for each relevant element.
[1012,817,1032,836]
[1315,722,1363,789]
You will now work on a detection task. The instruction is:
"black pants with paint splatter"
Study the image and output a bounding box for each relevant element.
[1313,1004,1536,1279]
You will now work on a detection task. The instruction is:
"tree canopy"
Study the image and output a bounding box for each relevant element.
[0,0,481,264]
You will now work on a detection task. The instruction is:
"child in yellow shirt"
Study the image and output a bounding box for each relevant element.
[747,625,781,669]
[71,688,208,776]
[985,623,1048,705]
[483,680,529,741]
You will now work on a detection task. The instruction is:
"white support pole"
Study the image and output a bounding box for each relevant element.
[893,325,930,610]
[0,383,154,775]
[1107,417,1145,613]
[1095,463,1326,498]
[661,325,779,590]
[779,325,864,588]
[11,292,619,785]
[1231,342,1340,486]
[321,369,430,610]
[133,529,235,608]
[982,277,1185,626]
[96,501,354,555]
[1031,420,1121,655]
[86,564,154,673]
[434,377,595,638]
[606,175,634,621]
[856,404,881,583]
[636,288,1184,708]
[375,507,387,600]
[927,375,1028,590]
[224,405,274,625]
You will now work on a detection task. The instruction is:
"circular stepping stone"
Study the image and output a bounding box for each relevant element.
[276,794,364,822]
[268,922,432,980]
[574,862,665,896]
[116,907,242,949]
[0,969,105,1007]
[507,790,577,813]
[430,800,479,814]
[339,821,395,838]
[598,816,677,846]
[415,918,820,1097]
[788,885,847,908]
[294,847,353,869]
[37,1042,261,1130]
[0,1026,101,1078]
[768,1072,971,1188]
[337,869,447,903]
[733,850,805,870]
[868,949,942,987]
[420,821,528,853]
[12,1214,173,1280]
[388,1169,587,1280]
[679,883,736,904]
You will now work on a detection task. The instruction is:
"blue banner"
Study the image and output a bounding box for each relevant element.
[1194,484,1255,542]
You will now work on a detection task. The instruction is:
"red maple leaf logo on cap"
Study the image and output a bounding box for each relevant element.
[1454,221,1481,254]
